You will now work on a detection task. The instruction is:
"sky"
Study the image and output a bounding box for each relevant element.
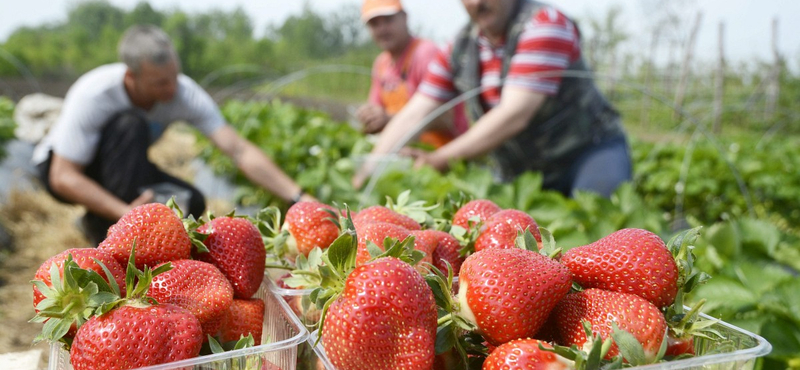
[0,0,798,68]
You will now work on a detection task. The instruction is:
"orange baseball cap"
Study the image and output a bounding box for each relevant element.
[361,0,404,23]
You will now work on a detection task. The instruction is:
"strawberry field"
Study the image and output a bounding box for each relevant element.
[2,89,800,368]
[2,2,800,368]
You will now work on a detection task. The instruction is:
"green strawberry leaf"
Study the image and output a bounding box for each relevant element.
[610,322,647,366]
[435,324,457,355]
[207,335,225,354]
[514,228,540,252]
[538,227,558,256]
[326,229,357,274]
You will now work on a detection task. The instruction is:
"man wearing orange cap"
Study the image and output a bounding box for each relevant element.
[355,0,468,148]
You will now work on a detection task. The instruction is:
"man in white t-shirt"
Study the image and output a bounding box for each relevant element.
[33,25,313,244]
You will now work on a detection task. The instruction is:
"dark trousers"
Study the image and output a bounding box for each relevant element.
[545,135,633,198]
[37,111,205,245]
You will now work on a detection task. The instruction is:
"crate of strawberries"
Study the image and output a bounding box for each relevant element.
[266,193,771,370]
[34,201,307,370]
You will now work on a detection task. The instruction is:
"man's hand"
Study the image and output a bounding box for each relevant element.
[400,147,449,172]
[355,104,390,134]
[130,189,154,208]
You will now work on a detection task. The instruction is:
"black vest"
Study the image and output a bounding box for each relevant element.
[450,0,624,182]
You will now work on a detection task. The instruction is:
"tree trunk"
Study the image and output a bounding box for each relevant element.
[673,12,703,121]
[712,22,725,134]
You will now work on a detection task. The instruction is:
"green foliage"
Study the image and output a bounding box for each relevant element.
[199,99,671,250]
[0,1,368,81]
[0,97,17,162]
[632,136,800,237]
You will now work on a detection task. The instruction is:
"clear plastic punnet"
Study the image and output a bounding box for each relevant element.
[306,311,771,370]
[48,276,309,370]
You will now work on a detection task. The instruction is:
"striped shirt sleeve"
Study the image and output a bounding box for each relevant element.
[417,43,458,103]
[506,7,580,95]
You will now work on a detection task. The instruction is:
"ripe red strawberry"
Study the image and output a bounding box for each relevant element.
[218,298,265,345]
[483,339,572,370]
[149,259,234,336]
[353,205,421,231]
[552,288,667,362]
[70,303,203,370]
[31,248,127,341]
[452,199,501,231]
[195,216,266,299]
[321,257,437,370]
[665,335,695,357]
[474,209,542,252]
[64,248,204,370]
[99,202,191,269]
[561,228,679,308]
[409,230,438,266]
[420,230,465,275]
[283,201,340,257]
[33,248,126,311]
[458,247,572,345]
[355,222,412,266]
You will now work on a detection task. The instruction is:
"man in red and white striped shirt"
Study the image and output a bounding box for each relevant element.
[354,0,631,198]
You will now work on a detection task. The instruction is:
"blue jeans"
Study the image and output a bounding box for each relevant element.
[547,135,632,198]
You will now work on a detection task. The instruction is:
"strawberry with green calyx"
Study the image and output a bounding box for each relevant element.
[552,288,669,364]
[383,189,439,227]
[283,201,341,257]
[354,221,413,265]
[260,202,341,270]
[30,250,125,346]
[458,245,572,346]
[322,256,438,370]
[474,209,542,252]
[452,199,501,232]
[68,245,205,370]
[194,212,266,299]
[425,229,568,368]
[295,206,436,370]
[561,228,680,308]
[483,339,574,370]
[99,201,193,269]
[148,259,234,336]
[663,299,720,357]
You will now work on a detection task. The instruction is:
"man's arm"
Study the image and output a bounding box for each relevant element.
[424,86,546,169]
[352,93,442,188]
[48,154,152,220]
[209,125,310,203]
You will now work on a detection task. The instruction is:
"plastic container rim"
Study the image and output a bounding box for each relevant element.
[306,310,772,370]
[49,277,309,370]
